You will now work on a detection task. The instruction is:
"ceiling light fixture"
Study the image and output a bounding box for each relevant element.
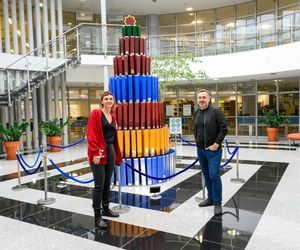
[39,3,43,7]
[186,7,194,11]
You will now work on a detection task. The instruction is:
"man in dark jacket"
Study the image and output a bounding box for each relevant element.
[194,89,228,215]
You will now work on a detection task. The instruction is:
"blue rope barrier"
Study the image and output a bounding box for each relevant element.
[17,148,42,169]
[16,154,42,175]
[48,158,94,184]
[220,146,239,168]
[177,136,196,146]
[224,138,235,155]
[125,159,199,181]
[47,137,86,149]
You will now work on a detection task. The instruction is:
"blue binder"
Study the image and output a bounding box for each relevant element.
[115,77,122,103]
[151,157,157,185]
[141,75,147,102]
[139,158,147,185]
[157,156,163,183]
[120,161,127,186]
[146,75,152,102]
[121,76,127,103]
[154,77,159,102]
[146,157,153,185]
[133,158,140,186]
[166,154,170,181]
[128,75,133,103]
[126,159,133,186]
[151,76,156,102]
[109,77,114,96]
[162,155,166,182]
[134,75,140,102]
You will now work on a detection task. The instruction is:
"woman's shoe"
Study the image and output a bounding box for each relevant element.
[94,209,109,229]
[102,204,119,217]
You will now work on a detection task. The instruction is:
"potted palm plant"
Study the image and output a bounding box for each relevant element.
[0,121,29,160]
[40,119,69,152]
[261,109,290,141]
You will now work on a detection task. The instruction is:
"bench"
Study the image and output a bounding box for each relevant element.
[287,133,300,146]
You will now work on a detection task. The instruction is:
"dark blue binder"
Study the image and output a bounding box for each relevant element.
[139,158,147,185]
[151,157,157,185]
[146,157,152,185]
[162,155,166,182]
[121,76,127,103]
[157,156,163,183]
[120,161,127,186]
[128,75,133,102]
[133,158,140,186]
[154,77,159,102]
[146,75,152,102]
[109,77,114,95]
[126,159,133,186]
[115,77,122,103]
[134,75,140,102]
[141,76,147,102]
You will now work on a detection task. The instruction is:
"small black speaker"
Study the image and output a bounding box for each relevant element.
[149,185,161,194]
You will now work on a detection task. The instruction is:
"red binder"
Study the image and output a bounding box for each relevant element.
[128,102,134,129]
[124,55,129,75]
[140,102,146,129]
[117,103,123,130]
[142,55,146,75]
[124,37,130,55]
[152,102,156,128]
[134,37,140,55]
[123,103,128,130]
[129,55,135,75]
[146,56,150,75]
[135,55,141,75]
[146,102,151,129]
[130,36,135,55]
[117,56,123,75]
[113,56,118,76]
[134,102,140,129]
[119,38,124,56]
[155,103,159,128]
[140,38,145,55]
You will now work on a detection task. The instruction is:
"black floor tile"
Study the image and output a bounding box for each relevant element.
[0,197,24,213]
[183,239,243,250]
[84,222,148,249]
[124,229,191,250]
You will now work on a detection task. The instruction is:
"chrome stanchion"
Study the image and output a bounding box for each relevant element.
[230,140,245,184]
[38,144,50,178]
[195,172,206,202]
[37,140,55,205]
[12,148,28,191]
[111,164,130,214]
[223,141,232,169]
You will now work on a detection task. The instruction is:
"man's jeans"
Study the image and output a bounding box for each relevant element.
[197,147,222,204]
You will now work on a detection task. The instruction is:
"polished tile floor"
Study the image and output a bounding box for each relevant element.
[0,137,299,250]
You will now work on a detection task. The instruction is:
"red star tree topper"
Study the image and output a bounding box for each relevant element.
[124,15,136,26]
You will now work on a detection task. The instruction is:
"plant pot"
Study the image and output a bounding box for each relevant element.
[267,127,279,142]
[48,136,62,152]
[4,141,20,160]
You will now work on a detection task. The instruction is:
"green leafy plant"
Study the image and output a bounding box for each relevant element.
[40,119,69,136]
[152,54,207,91]
[261,109,290,128]
[0,121,29,142]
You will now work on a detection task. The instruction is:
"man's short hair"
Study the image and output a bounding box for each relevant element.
[197,89,210,96]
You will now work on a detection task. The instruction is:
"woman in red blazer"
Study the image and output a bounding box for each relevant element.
[87,91,122,229]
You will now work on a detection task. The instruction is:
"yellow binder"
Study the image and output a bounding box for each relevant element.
[136,129,143,157]
[117,130,124,158]
[131,130,137,158]
[149,129,156,156]
[142,129,150,156]
[124,130,130,158]
[155,129,161,155]
[160,128,165,154]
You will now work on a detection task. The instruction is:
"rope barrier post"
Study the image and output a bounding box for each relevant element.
[38,143,51,178]
[37,140,55,205]
[12,148,28,191]
[195,171,206,202]
[223,141,232,169]
[111,164,130,214]
[230,140,245,184]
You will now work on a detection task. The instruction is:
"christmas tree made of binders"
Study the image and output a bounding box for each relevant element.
[109,15,176,186]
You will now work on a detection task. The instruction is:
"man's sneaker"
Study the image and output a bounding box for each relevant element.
[214,203,222,215]
[198,198,213,207]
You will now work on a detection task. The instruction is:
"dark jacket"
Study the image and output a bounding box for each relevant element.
[87,109,122,165]
[194,105,228,149]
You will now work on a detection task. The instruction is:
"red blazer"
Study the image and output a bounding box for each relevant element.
[87,109,122,165]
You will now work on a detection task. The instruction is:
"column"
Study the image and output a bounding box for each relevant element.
[0,9,2,52]
[3,0,10,53]
[11,0,18,55]
[35,0,42,50]
[101,0,109,90]
[27,0,35,51]
[19,0,27,55]
[24,94,32,150]
[50,0,57,57]
[57,0,64,57]
[147,14,160,56]
[54,76,60,119]
[61,73,68,145]
[17,100,24,150]
[32,88,39,149]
